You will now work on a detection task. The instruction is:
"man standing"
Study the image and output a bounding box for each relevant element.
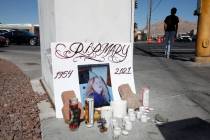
[164,7,179,58]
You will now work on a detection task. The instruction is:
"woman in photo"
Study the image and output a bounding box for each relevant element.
[86,75,111,108]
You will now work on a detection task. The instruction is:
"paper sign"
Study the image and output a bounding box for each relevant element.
[51,41,135,118]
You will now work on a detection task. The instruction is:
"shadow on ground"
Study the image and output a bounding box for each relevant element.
[157,117,210,140]
[134,46,195,62]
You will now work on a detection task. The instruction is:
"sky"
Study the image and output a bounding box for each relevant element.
[0,0,198,29]
[0,0,38,24]
[135,0,198,29]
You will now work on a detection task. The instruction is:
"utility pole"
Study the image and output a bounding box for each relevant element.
[147,0,152,39]
[195,0,210,63]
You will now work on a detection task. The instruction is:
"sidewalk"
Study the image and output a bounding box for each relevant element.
[39,47,210,140]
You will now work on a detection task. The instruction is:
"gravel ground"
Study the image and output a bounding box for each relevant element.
[0,59,48,140]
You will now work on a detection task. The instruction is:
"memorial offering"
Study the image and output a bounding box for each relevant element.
[69,97,81,130]
[97,118,108,133]
[124,121,132,131]
[94,110,101,122]
[140,86,150,107]
[85,97,94,127]
[61,91,84,124]
[60,87,156,140]
[60,84,156,140]
[136,111,142,120]
[100,106,112,127]
[111,100,127,118]
[113,127,121,140]
[111,118,118,128]
[128,108,136,121]
[118,84,141,109]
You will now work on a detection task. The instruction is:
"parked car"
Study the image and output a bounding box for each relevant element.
[0,29,9,35]
[0,36,9,47]
[176,34,192,42]
[1,30,39,46]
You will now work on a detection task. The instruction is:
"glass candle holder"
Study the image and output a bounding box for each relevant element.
[69,97,81,131]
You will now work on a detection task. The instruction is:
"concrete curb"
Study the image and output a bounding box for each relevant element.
[40,79,55,107]
[31,79,56,140]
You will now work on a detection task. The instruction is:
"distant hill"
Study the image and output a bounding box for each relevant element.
[144,19,197,36]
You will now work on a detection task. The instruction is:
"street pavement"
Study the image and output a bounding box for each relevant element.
[0,45,41,79]
[134,41,195,61]
[1,44,210,140]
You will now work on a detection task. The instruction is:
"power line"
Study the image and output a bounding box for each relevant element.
[147,0,162,37]
[147,0,152,38]
[152,0,162,13]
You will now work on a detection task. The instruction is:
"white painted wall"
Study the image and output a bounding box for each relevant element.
[38,0,135,104]
[54,0,133,42]
[38,0,56,99]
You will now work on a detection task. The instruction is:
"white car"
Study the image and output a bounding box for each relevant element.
[177,34,192,42]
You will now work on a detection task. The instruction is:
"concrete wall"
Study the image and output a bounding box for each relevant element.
[54,0,133,42]
[38,0,134,101]
[38,0,56,98]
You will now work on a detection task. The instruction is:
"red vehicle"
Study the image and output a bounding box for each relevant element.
[0,36,9,47]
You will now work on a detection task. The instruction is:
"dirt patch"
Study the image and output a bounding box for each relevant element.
[0,59,48,140]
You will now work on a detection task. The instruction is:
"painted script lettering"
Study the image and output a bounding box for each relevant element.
[114,67,132,74]
[54,42,130,63]
[54,70,74,79]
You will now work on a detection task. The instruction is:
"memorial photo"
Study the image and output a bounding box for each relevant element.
[78,64,113,108]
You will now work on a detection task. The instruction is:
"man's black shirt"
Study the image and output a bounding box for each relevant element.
[164,15,179,31]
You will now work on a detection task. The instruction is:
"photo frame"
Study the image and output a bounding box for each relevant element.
[78,64,113,108]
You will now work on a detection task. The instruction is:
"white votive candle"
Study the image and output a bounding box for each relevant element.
[128,108,134,115]
[141,114,148,123]
[114,127,121,136]
[136,111,142,120]
[125,121,132,131]
[139,106,145,113]
[129,113,136,121]
[111,100,127,118]
[111,118,118,128]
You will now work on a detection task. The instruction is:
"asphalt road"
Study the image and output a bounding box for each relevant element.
[135,41,195,49]
[134,41,196,61]
[0,45,41,79]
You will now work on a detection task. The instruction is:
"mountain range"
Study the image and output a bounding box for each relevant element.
[144,19,197,35]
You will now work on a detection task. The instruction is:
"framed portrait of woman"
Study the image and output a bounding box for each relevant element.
[78,64,113,108]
